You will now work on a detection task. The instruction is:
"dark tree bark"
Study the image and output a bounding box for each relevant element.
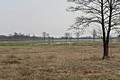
[101,0,109,59]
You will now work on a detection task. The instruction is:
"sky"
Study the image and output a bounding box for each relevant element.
[0,0,91,37]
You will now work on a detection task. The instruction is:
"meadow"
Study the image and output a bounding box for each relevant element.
[0,41,120,80]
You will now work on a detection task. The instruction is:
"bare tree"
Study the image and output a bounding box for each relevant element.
[46,33,51,44]
[65,32,70,42]
[42,32,47,42]
[92,29,97,43]
[67,0,120,59]
[75,31,82,42]
[69,33,73,43]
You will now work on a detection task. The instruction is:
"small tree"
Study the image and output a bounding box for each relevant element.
[13,32,18,38]
[117,30,120,41]
[46,33,51,44]
[42,32,47,42]
[92,29,97,43]
[75,31,82,42]
[69,33,73,43]
[65,32,70,42]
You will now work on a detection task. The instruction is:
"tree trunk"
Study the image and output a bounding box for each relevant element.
[102,0,112,59]
[102,40,109,59]
[101,0,109,59]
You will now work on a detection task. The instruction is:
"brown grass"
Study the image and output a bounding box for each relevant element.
[0,44,120,80]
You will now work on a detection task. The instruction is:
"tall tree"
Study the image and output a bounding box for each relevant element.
[67,0,120,59]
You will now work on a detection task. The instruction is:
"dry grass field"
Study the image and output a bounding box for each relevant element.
[0,44,120,80]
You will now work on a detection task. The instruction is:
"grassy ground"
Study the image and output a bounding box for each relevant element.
[0,42,120,80]
[0,40,102,46]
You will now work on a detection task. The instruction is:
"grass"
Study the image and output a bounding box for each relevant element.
[0,40,103,46]
[0,41,120,80]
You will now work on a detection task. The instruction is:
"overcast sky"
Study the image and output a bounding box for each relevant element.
[0,0,90,37]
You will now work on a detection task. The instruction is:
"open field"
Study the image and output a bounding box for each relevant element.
[0,42,120,80]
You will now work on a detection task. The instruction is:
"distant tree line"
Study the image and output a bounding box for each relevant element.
[0,32,53,41]
[0,32,119,41]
